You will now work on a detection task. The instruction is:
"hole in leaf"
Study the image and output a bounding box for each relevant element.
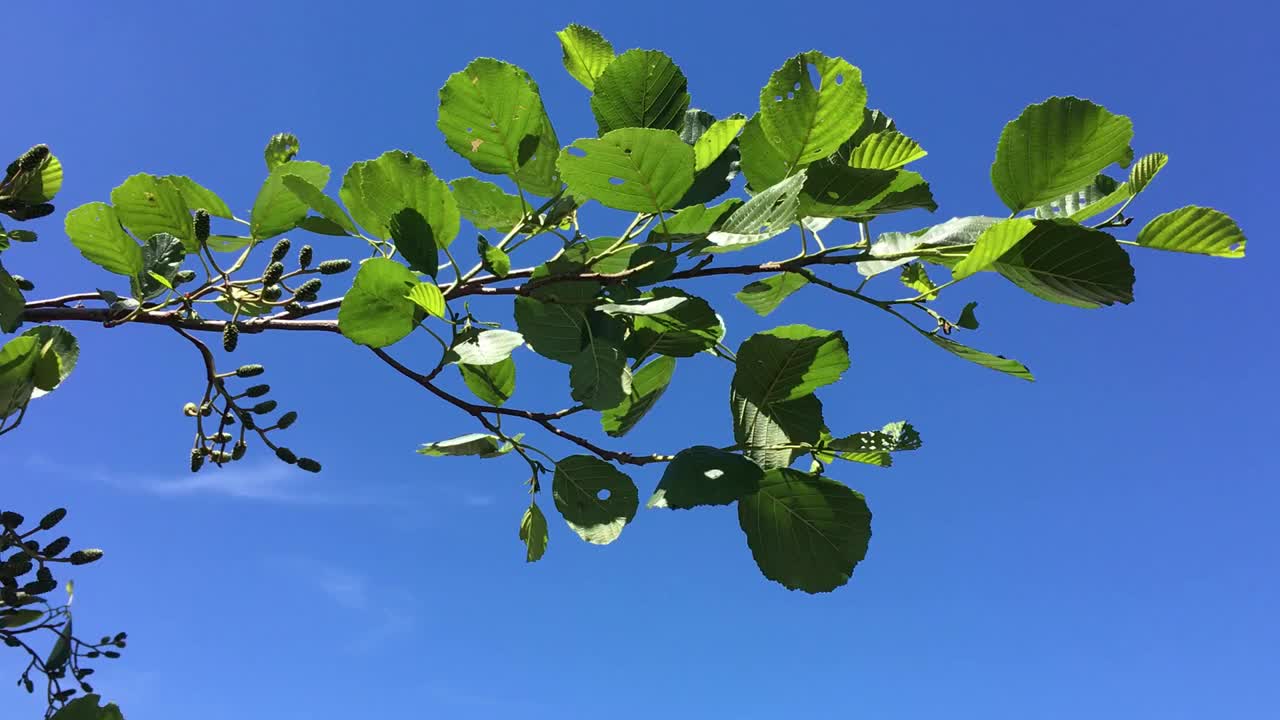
[835,73,845,85]
[466,127,473,133]
[806,62,822,90]
[597,488,611,500]
[1229,243,1241,252]
[793,81,801,91]
[623,147,632,155]
[609,177,624,185]
[489,121,497,128]
[774,95,783,103]
[567,147,586,157]
[758,225,770,233]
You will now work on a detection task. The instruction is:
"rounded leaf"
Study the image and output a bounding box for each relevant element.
[558,128,694,213]
[551,455,639,545]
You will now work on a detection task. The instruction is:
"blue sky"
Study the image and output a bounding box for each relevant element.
[5,1,1277,718]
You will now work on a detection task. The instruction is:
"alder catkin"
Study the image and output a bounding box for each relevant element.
[317,259,352,274]
[298,245,313,268]
[222,323,239,352]
[270,238,291,263]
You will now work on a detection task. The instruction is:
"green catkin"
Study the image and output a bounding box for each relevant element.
[275,447,297,464]
[190,449,204,472]
[252,400,278,414]
[298,245,313,268]
[263,262,285,286]
[245,384,271,398]
[270,238,291,263]
[37,509,66,531]
[235,364,265,378]
[295,278,321,300]
[193,209,211,245]
[317,259,352,274]
[276,411,298,429]
[222,323,239,352]
[261,285,283,301]
[296,458,322,473]
[283,301,304,314]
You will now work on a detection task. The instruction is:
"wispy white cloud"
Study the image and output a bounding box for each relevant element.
[269,555,417,653]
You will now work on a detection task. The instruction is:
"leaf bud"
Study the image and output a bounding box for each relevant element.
[174,269,197,285]
[270,238,291,263]
[317,259,351,274]
[208,432,233,444]
[210,450,232,463]
[12,275,34,292]
[296,457,322,473]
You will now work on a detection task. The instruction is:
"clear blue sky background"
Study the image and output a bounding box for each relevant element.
[5,1,1276,718]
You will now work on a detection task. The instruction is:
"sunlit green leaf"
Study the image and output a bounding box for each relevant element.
[264,133,300,171]
[405,281,445,318]
[558,128,695,213]
[23,325,79,397]
[452,178,529,231]
[706,171,805,250]
[250,161,330,241]
[556,24,614,91]
[924,333,1034,381]
[64,202,142,277]
[519,501,549,563]
[134,232,186,300]
[848,131,927,170]
[993,219,1134,308]
[438,58,548,177]
[735,273,808,317]
[166,175,233,219]
[281,174,357,236]
[448,328,525,365]
[758,52,867,168]
[731,388,823,471]
[337,258,420,347]
[951,218,1035,279]
[624,288,723,358]
[590,49,689,133]
[339,151,460,245]
[693,114,746,172]
[459,356,515,406]
[110,174,193,250]
[1136,206,1246,258]
[478,235,512,277]
[418,433,515,458]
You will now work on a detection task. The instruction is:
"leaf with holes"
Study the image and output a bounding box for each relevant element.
[1136,206,1246,258]
[519,501,549,563]
[848,131,927,170]
[799,165,899,218]
[738,469,872,593]
[250,161,331,241]
[339,151,460,245]
[991,96,1134,212]
[558,128,694,213]
[601,355,674,437]
[64,202,142,277]
[759,51,867,168]
[551,455,639,545]
[556,24,614,91]
[735,272,808,317]
[438,58,548,178]
[110,174,193,250]
[649,446,763,510]
[706,170,805,250]
[828,421,921,454]
[992,219,1134,308]
[459,356,515,406]
[590,49,689,133]
[569,337,630,410]
[337,258,420,348]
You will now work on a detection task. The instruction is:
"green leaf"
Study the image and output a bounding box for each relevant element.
[438,58,548,177]
[166,175,233,218]
[860,215,1000,277]
[264,133,300,171]
[705,171,806,250]
[46,613,71,670]
[732,325,849,405]
[649,446,763,510]
[675,110,740,208]
[558,128,695,213]
[10,153,62,203]
[993,219,1134,308]
[652,199,742,240]
[478,235,511,277]
[556,24,614,91]
[1136,206,1246,258]
[519,501,549,563]
[0,263,22,333]
[848,131,927,170]
[731,388,823,470]
[738,114,791,191]
[0,334,38,418]
[459,357,515,407]
[551,455,639,545]
[23,326,79,396]
[601,355,674,437]
[206,234,254,251]
[64,202,143,277]
[899,263,937,300]
[281,174,357,236]
[735,272,808,317]
[1035,174,1122,219]
[339,151,460,245]
[991,96,1135,212]
[418,433,515,458]
[49,694,125,720]
[624,288,723,358]
[447,328,524,365]
[738,469,872,593]
[0,609,43,629]
[799,164,899,218]
[1128,152,1168,195]
[569,337,630,410]
[828,421,921,454]
[405,281,445,318]
[951,218,1035,279]
[925,333,1034,381]
[337,258,420,347]
[693,114,746,172]
[389,208,438,275]
[957,301,980,330]
[513,296,588,362]
[250,161,330,241]
[110,173,193,250]
[758,52,867,168]
[590,49,689,133]
[452,178,529,230]
[134,232,186,300]
[513,116,565,198]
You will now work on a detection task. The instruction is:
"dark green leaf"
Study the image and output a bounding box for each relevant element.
[23,326,78,396]
[624,288,723,358]
[569,337,630,410]
[731,389,823,470]
[993,219,1134,308]
[551,455,638,544]
[134,232,186,300]
[649,446,762,509]
[957,302,980,330]
[459,357,515,406]
[601,355,674,437]
[513,296,588,362]
[389,208,438,275]
[732,325,849,405]
[478,235,512,277]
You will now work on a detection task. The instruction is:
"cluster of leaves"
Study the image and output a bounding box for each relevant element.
[1,24,1247,602]
[1,508,125,718]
